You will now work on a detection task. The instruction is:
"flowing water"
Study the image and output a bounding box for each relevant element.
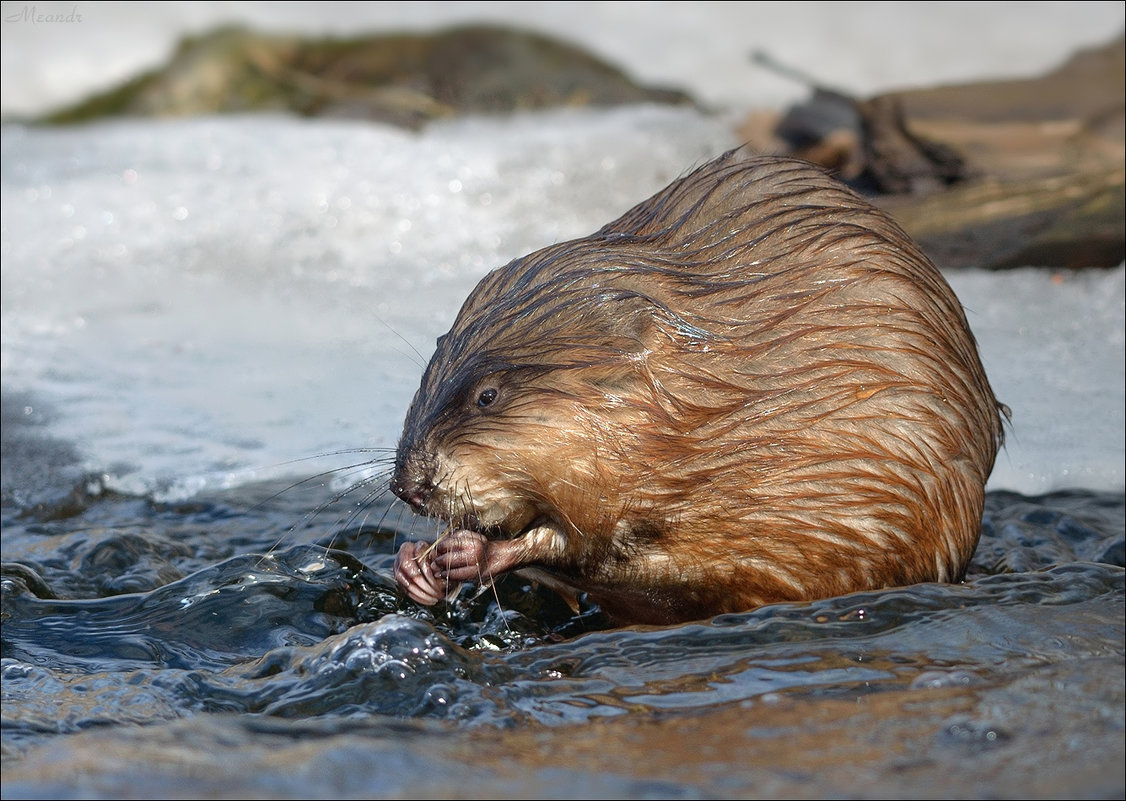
[2,445,1122,798]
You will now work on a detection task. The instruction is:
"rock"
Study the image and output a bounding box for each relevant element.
[39,25,694,128]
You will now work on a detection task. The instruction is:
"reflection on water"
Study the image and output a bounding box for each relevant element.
[2,479,1123,798]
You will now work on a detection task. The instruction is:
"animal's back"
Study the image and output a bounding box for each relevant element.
[393,150,1005,625]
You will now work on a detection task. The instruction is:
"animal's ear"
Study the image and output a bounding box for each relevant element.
[602,291,715,356]
[609,294,656,345]
[581,292,658,355]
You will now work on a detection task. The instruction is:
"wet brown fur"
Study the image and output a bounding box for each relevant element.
[393,149,1005,625]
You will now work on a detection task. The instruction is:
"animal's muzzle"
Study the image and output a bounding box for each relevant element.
[390,473,433,513]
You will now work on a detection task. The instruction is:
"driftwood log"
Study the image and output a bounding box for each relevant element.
[744,36,1125,270]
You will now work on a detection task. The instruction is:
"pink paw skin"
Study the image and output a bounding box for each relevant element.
[394,530,490,606]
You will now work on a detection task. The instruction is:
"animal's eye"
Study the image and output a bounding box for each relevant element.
[476,387,498,408]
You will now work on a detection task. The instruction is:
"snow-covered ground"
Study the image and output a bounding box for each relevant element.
[2,2,1123,500]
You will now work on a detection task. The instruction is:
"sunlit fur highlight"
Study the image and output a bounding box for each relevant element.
[393,149,1005,625]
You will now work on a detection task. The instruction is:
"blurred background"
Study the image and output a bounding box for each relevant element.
[2,1,1122,118]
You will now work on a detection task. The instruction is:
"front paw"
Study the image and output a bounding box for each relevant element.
[429,530,490,583]
[394,540,461,606]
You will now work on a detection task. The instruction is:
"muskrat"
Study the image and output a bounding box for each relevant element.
[391,148,1005,626]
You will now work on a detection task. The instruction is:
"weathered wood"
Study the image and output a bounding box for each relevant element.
[880,168,1125,270]
[746,36,1125,269]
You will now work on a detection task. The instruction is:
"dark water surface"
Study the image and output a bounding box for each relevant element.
[2,435,1123,798]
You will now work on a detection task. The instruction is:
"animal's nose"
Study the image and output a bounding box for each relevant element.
[390,474,432,512]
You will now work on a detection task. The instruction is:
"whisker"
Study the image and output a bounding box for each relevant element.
[459,479,514,635]
[317,472,400,538]
[378,317,429,370]
[259,459,396,557]
[244,449,395,514]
